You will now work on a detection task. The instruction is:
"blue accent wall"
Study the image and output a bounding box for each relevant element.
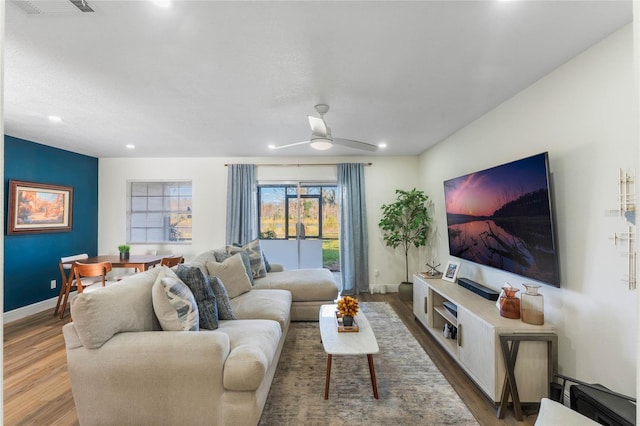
[4,136,98,312]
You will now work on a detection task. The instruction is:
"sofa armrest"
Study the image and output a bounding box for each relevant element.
[65,325,231,425]
[535,398,599,426]
[269,263,285,272]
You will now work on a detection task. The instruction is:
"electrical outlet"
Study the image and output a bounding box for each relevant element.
[50,279,56,289]
[374,269,380,277]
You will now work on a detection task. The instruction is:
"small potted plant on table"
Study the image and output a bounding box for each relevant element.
[337,296,359,327]
[118,244,130,260]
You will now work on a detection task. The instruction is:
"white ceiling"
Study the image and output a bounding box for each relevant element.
[3,0,633,158]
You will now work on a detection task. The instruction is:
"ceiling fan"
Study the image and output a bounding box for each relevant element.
[270,104,379,152]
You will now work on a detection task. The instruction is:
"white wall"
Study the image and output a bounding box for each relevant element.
[99,156,420,289]
[418,24,638,395]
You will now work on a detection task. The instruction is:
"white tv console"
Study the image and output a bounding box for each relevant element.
[413,274,556,404]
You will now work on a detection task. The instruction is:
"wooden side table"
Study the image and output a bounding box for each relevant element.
[497,332,558,421]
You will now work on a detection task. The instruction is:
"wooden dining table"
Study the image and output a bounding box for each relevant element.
[63,254,165,272]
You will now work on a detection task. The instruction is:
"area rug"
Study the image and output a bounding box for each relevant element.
[259,302,478,425]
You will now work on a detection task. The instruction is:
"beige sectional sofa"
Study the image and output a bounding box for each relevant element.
[189,249,339,321]
[63,250,338,425]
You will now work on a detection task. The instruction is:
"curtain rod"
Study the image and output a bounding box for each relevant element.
[224,162,372,167]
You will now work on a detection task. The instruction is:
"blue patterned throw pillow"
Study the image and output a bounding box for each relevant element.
[176,265,219,330]
[227,239,267,279]
[207,275,236,320]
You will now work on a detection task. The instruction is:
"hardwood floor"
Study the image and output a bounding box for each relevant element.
[3,295,536,425]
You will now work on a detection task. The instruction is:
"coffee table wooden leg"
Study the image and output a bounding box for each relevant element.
[324,354,332,400]
[367,354,379,399]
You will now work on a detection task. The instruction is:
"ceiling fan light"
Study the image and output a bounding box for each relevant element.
[310,138,333,150]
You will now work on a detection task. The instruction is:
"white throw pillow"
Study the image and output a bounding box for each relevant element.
[206,255,252,298]
[152,267,199,331]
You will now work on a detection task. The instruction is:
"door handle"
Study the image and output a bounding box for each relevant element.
[457,323,462,347]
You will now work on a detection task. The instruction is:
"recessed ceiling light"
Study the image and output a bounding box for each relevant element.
[125,144,135,149]
[48,115,62,123]
[378,142,387,149]
[268,144,276,149]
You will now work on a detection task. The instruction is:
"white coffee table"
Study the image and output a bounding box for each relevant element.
[319,304,380,399]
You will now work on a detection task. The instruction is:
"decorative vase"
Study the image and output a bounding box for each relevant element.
[499,287,520,319]
[343,315,354,327]
[119,252,129,260]
[398,281,413,301]
[521,284,544,325]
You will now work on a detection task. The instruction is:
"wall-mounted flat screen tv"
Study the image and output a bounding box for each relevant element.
[444,152,560,287]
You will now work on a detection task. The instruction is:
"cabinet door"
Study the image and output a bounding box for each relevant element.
[457,307,497,400]
[412,276,429,327]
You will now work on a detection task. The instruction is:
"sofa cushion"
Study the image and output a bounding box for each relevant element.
[207,275,236,320]
[229,289,291,330]
[216,319,282,392]
[152,272,200,331]
[227,239,267,279]
[206,255,252,298]
[176,265,218,330]
[254,268,339,302]
[70,267,163,349]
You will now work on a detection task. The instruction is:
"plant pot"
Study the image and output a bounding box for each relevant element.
[342,315,354,327]
[119,252,129,260]
[398,281,413,301]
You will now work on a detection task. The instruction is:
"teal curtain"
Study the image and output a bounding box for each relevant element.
[338,163,369,295]
[226,164,257,246]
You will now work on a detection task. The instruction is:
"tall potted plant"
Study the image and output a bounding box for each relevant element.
[379,189,431,297]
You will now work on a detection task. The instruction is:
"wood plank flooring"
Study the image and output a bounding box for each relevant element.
[4,294,536,425]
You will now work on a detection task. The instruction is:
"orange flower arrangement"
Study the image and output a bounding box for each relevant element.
[337,296,359,317]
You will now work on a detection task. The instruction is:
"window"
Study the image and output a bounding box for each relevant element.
[127,181,192,243]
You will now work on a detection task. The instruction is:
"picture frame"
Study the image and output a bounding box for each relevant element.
[443,260,461,282]
[7,180,73,234]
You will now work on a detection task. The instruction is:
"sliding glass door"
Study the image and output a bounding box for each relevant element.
[258,182,338,271]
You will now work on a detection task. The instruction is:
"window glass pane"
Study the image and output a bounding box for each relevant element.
[131,182,147,196]
[259,187,286,239]
[130,228,147,242]
[179,184,192,196]
[131,213,147,227]
[147,228,165,242]
[146,213,163,227]
[322,187,339,239]
[147,197,163,211]
[165,183,180,196]
[147,183,163,196]
[131,197,147,211]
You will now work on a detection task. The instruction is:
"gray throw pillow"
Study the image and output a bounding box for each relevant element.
[176,265,219,330]
[207,275,236,320]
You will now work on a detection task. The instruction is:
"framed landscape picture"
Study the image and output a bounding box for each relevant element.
[7,180,73,234]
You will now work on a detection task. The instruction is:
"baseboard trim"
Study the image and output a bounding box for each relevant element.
[3,295,71,324]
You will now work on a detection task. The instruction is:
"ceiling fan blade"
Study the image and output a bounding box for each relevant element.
[332,138,379,152]
[270,141,310,150]
[308,116,328,136]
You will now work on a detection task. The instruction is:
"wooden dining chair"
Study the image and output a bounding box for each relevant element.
[160,255,184,268]
[73,261,114,294]
[55,253,102,319]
